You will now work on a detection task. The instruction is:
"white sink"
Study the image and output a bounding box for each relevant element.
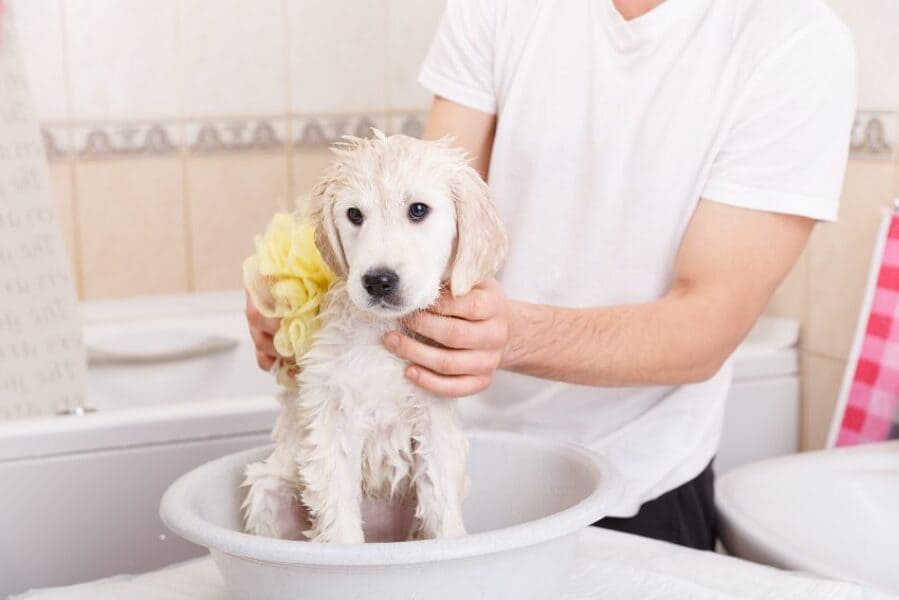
[716,441,899,594]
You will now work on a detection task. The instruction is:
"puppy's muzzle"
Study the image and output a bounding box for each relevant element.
[362,268,400,302]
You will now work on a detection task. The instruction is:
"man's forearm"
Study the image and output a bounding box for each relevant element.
[499,199,816,388]
[501,288,756,387]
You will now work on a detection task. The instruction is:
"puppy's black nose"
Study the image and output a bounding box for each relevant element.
[362,268,399,299]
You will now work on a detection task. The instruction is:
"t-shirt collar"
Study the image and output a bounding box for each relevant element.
[595,0,711,52]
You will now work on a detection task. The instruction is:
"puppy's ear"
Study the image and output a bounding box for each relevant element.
[309,173,348,278]
[449,162,508,297]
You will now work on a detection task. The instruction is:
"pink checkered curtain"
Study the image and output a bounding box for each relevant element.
[830,208,899,447]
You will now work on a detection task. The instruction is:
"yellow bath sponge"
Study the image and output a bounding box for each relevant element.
[243,212,335,386]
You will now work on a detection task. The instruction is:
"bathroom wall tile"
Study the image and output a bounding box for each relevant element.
[287,0,388,114]
[290,113,391,149]
[850,111,897,161]
[800,352,846,450]
[9,0,69,122]
[386,0,445,111]
[185,118,287,155]
[826,0,899,110]
[290,149,335,210]
[65,0,179,121]
[75,158,189,298]
[72,122,182,159]
[765,247,809,322]
[893,155,899,193]
[47,163,79,294]
[186,154,287,291]
[42,125,72,161]
[805,160,899,360]
[389,111,428,138]
[179,0,287,117]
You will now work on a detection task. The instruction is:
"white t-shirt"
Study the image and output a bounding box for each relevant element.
[419,0,855,516]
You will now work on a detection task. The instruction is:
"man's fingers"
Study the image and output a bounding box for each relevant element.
[430,286,500,321]
[256,349,276,371]
[404,364,491,398]
[385,332,499,376]
[249,326,278,358]
[251,311,281,336]
[404,311,505,350]
[246,292,281,335]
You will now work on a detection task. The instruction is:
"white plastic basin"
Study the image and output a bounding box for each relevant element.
[160,430,622,600]
[716,440,899,594]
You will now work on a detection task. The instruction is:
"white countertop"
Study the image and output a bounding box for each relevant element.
[15,528,891,600]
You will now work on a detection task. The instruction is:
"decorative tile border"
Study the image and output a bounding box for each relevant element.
[850,110,897,160]
[71,122,181,159]
[290,113,392,149]
[41,125,69,160]
[39,112,428,161]
[392,112,427,139]
[43,110,893,162]
[185,118,287,154]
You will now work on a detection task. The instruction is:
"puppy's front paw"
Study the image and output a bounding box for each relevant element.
[242,463,307,540]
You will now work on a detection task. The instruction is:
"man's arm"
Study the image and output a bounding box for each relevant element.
[422,95,496,177]
[389,195,813,394]
[502,199,814,386]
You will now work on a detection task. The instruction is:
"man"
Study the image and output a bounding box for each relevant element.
[248,0,855,549]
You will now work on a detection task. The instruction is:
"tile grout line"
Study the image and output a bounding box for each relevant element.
[383,0,393,133]
[282,0,295,210]
[180,148,196,293]
[175,0,195,293]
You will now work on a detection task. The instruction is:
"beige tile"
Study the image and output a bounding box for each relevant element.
[65,0,180,120]
[179,0,287,117]
[386,0,445,111]
[287,0,388,114]
[10,0,69,121]
[186,154,286,291]
[765,246,808,322]
[800,352,846,450]
[290,149,334,210]
[75,158,189,299]
[805,160,899,360]
[825,0,899,109]
[47,163,79,294]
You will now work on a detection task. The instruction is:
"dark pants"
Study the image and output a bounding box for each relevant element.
[592,460,717,550]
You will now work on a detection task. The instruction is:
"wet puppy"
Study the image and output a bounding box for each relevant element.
[242,131,507,544]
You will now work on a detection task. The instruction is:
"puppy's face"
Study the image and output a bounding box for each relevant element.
[311,133,506,319]
[334,167,457,317]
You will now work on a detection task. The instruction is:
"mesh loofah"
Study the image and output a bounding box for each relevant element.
[243,212,335,387]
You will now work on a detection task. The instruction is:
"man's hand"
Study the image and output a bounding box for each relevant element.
[245,291,281,371]
[384,278,509,398]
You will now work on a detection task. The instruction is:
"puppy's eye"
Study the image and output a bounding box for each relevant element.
[347,207,364,226]
[408,202,430,222]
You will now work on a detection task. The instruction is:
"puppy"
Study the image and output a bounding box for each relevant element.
[242,131,507,544]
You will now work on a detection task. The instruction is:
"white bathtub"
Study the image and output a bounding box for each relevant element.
[0,291,281,598]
